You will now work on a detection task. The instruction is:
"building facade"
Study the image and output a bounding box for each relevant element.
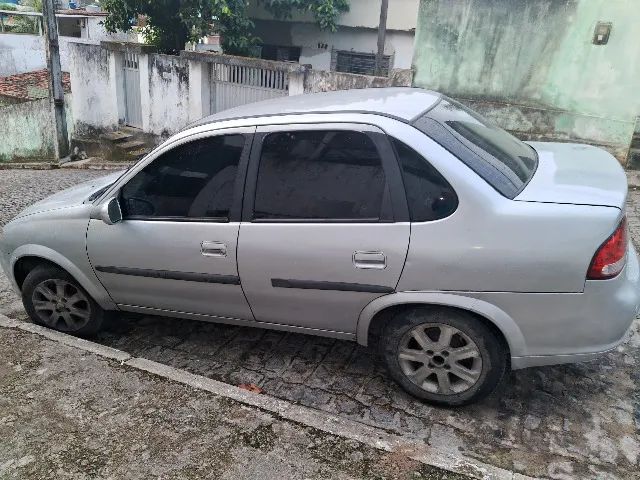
[411,0,640,164]
[247,0,419,76]
[0,9,134,76]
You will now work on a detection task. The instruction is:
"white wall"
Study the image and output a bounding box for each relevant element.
[147,54,190,136]
[0,18,134,76]
[248,0,419,31]
[68,43,119,134]
[0,34,46,76]
[293,23,415,70]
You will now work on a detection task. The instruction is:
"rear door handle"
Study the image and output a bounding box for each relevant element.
[201,241,227,257]
[353,251,386,269]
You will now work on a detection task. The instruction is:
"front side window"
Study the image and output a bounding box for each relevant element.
[413,97,538,198]
[253,130,390,221]
[121,135,244,220]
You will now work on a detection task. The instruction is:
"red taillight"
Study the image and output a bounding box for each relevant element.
[587,217,628,280]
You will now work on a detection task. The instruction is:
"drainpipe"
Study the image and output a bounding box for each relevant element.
[42,0,70,160]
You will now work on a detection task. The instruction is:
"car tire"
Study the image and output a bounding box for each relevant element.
[381,307,507,407]
[22,265,104,336]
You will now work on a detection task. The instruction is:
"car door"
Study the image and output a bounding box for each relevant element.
[87,128,255,321]
[237,123,411,335]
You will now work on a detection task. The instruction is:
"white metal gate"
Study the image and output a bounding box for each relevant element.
[123,51,143,128]
[210,63,289,114]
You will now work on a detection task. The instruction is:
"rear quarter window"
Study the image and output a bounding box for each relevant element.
[391,138,458,222]
[412,97,538,199]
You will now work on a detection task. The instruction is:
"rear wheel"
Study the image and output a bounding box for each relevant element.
[22,265,104,336]
[381,307,507,406]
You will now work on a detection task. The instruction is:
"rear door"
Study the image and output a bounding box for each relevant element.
[237,123,410,335]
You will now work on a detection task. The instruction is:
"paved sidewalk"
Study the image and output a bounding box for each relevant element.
[1,169,639,479]
[0,323,470,480]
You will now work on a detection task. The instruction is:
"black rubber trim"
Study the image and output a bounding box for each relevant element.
[95,266,241,285]
[271,278,394,293]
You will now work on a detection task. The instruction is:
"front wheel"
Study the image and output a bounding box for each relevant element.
[22,265,104,336]
[381,307,507,406]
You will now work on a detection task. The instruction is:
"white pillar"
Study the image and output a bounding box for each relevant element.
[137,52,151,132]
[188,60,211,121]
[109,51,125,125]
[288,71,305,96]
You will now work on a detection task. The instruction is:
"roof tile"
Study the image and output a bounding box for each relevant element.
[0,69,71,101]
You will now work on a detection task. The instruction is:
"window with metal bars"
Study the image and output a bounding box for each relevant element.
[334,50,391,77]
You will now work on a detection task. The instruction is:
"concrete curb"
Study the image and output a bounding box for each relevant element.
[0,314,532,480]
[0,160,132,171]
[0,162,59,170]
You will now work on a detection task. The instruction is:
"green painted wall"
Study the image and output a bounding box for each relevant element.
[0,94,73,162]
[412,0,640,163]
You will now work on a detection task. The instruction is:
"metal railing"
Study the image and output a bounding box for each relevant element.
[0,10,43,35]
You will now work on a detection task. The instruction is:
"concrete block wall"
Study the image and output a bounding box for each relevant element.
[0,94,72,161]
[412,0,640,165]
[68,43,413,143]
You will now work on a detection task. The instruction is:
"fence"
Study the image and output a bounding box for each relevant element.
[69,42,413,139]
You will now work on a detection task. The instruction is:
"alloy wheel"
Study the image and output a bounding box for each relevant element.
[397,323,483,395]
[31,279,91,332]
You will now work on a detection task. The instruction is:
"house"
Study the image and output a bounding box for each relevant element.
[0,7,134,76]
[247,0,419,76]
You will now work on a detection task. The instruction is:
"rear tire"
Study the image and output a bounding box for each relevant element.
[22,265,104,336]
[381,307,507,406]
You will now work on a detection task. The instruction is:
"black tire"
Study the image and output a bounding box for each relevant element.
[381,307,507,407]
[22,265,104,336]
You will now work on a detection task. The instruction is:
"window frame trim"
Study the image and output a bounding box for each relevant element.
[242,122,409,224]
[109,127,255,224]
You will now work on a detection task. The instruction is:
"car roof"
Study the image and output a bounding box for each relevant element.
[191,87,442,127]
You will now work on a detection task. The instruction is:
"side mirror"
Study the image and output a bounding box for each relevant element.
[99,197,122,225]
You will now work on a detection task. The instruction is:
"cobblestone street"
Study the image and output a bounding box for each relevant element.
[1,169,639,479]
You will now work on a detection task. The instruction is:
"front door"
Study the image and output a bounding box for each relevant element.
[237,124,410,334]
[87,129,254,321]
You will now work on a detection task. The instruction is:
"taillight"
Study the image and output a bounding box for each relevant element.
[587,217,628,280]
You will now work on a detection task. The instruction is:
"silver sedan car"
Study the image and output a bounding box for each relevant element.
[1,88,638,406]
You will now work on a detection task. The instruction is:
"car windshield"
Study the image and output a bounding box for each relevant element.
[413,97,538,198]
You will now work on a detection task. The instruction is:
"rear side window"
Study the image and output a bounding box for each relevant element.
[391,138,458,221]
[121,135,244,220]
[253,130,391,221]
[413,98,538,198]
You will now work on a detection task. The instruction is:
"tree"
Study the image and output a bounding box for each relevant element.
[102,0,349,55]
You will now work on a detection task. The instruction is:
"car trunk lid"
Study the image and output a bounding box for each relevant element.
[515,142,627,209]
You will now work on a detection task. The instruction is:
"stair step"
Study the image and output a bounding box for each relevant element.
[118,140,146,151]
[100,131,133,143]
[127,148,150,159]
[120,126,144,135]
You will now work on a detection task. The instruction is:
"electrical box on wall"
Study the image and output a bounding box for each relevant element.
[593,22,612,45]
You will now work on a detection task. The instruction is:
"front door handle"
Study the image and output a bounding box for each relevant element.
[201,241,227,257]
[353,251,386,269]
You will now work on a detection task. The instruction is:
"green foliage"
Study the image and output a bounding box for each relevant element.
[102,0,349,55]
[259,0,349,31]
[21,0,42,12]
[0,2,40,34]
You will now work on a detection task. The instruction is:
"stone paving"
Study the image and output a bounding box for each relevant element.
[0,169,639,479]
